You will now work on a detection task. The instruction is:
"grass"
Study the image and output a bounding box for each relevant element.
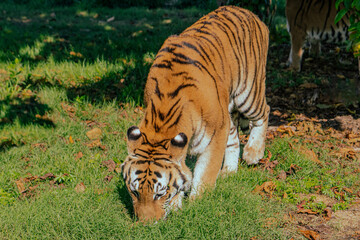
[1,2,359,239]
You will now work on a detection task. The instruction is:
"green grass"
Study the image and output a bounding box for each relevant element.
[1,2,359,239]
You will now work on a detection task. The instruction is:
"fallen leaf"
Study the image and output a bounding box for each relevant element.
[300,148,322,165]
[277,170,287,180]
[32,143,48,152]
[343,187,353,194]
[298,228,321,240]
[101,160,116,172]
[61,102,76,119]
[86,127,102,140]
[15,180,25,193]
[75,182,86,193]
[107,16,115,22]
[297,208,318,215]
[39,173,56,180]
[85,139,106,150]
[259,149,272,162]
[286,164,302,175]
[69,51,83,58]
[336,74,346,79]
[75,151,83,160]
[253,181,276,198]
[323,208,332,220]
[69,135,74,144]
[104,175,113,182]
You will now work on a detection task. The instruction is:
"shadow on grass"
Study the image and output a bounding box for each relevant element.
[116,181,135,220]
[0,96,55,129]
[65,67,147,104]
[0,5,192,65]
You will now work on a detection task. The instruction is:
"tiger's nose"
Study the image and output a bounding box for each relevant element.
[135,204,165,223]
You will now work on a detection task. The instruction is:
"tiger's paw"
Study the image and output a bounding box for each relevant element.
[242,142,265,165]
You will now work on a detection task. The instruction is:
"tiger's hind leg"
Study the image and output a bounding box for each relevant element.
[242,109,269,165]
[309,39,321,57]
[236,85,270,165]
[288,28,307,72]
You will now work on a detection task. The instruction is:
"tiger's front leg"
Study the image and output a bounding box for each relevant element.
[189,126,229,198]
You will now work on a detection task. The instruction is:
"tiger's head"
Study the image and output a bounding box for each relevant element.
[121,126,192,222]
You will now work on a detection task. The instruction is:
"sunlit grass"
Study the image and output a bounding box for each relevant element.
[1,2,359,239]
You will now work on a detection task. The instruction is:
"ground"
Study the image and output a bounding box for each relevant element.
[263,40,360,239]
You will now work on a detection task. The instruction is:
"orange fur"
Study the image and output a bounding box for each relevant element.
[121,5,270,222]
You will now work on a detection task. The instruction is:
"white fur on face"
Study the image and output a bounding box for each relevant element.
[153,173,168,200]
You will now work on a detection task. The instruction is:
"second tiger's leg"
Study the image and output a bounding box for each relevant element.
[288,29,307,72]
[309,39,321,56]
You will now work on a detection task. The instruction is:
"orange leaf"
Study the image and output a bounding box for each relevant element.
[297,208,318,215]
[69,135,74,144]
[277,170,287,180]
[323,208,332,220]
[15,180,25,193]
[253,181,276,197]
[298,228,321,240]
[75,182,86,193]
[101,160,116,172]
[75,151,83,160]
[86,127,102,140]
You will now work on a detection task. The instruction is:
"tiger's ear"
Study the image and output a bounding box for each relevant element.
[127,126,142,154]
[171,133,187,148]
[127,126,141,141]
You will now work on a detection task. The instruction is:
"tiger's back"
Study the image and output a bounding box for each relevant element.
[122,6,270,222]
[286,0,350,71]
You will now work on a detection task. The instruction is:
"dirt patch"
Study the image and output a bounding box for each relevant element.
[286,198,360,240]
[266,41,360,239]
[267,42,359,125]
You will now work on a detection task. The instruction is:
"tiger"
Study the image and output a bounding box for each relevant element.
[121,5,270,222]
[286,0,351,71]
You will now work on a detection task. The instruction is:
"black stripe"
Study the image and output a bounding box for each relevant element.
[227,143,239,148]
[136,148,151,155]
[152,63,172,69]
[172,71,187,76]
[159,47,176,53]
[151,77,164,100]
[172,181,179,190]
[153,161,164,168]
[168,112,182,129]
[168,83,197,98]
[166,98,181,118]
[154,171,162,178]
[151,100,157,124]
[134,160,150,165]
[163,104,182,127]
[158,111,165,121]
[182,41,210,65]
